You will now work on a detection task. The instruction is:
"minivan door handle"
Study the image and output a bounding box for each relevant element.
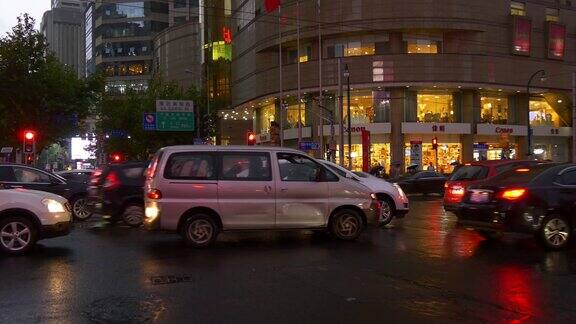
[280,188,288,192]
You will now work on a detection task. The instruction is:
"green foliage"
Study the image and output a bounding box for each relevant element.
[0,14,103,150]
[95,78,218,161]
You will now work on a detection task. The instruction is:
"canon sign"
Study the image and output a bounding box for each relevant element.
[495,127,514,134]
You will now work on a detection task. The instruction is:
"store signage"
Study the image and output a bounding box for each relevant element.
[321,123,391,136]
[222,26,232,44]
[512,16,531,56]
[410,141,423,170]
[361,130,371,172]
[532,126,572,137]
[299,141,320,151]
[477,124,527,136]
[256,133,271,143]
[402,123,471,134]
[547,22,566,60]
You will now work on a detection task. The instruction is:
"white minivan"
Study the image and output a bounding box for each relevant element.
[144,146,380,247]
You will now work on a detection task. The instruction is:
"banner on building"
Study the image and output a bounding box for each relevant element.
[547,22,566,59]
[361,129,371,172]
[511,16,531,56]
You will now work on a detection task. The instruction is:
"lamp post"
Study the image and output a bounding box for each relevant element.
[526,69,546,159]
[343,64,351,170]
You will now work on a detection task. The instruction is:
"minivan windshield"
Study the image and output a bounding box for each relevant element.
[449,165,489,181]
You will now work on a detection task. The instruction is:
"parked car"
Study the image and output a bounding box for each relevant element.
[456,163,576,250]
[56,170,94,185]
[391,171,447,195]
[319,160,409,225]
[0,188,72,254]
[0,163,91,220]
[444,160,540,212]
[87,162,147,227]
[144,146,380,247]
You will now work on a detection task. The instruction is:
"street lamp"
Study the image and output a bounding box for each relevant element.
[526,69,546,159]
[343,64,351,170]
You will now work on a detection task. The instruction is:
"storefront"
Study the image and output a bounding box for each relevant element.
[532,126,572,161]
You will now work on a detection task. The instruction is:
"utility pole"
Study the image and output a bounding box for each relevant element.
[338,58,344,166]
[317,0,323,159]
[573,71,576,162]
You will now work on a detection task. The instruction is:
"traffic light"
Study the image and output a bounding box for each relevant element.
[109,152,125,164]
[246,131,256,146]
[432,137,438,150]
[22,130,36,165]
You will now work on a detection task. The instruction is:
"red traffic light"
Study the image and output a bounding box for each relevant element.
[109,152,124,163]
[246,131,256,145]
[24,131,35,141]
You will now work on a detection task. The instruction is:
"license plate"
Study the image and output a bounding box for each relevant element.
[470,191,490,203]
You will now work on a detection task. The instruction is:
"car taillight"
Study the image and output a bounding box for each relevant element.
[147,189,162,200]
[146,157,159,179]
[450,185,465,197]
[499,188,527,201]
[90,169,103,185]
[103,171,120,190]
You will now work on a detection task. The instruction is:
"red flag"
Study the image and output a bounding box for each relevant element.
[265,0,281,13]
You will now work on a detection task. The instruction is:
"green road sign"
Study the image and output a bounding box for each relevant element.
[156,112,195,131]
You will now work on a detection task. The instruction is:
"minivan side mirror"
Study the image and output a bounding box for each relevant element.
[345,173,354,179]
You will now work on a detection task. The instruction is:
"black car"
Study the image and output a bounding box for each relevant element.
[456,163,576,250]
[392,171,447,195]
[87,162,147,227]
[56,170,94,185]
[0,163,92,220]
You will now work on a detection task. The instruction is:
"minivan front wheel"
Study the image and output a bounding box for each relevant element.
[182,214,218,247]
[330,209,364,241]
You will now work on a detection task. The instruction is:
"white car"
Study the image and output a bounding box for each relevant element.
[0,189,72,254]
[320,160,409,225]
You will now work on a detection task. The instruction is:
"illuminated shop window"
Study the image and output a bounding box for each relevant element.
[417,93,454,123]
[259,103,276,134]
[530,99,563,127]
[511,1,526,16]
[212,42,232,61]
[334,143,391,173]
[480,95,508,124]
[286,103,306,128]
[405,143,462,174]
[407,39,439,54]
[344,90,374,124]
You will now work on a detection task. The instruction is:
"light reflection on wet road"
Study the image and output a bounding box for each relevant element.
[1,196,576,323]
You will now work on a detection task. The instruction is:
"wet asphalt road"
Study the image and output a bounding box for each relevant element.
[2,196,576,323]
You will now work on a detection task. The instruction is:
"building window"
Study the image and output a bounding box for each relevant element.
[417,93,454,123]
[546,8,559,21]
[407,39,440,54]
[530,99,564,127]
[259,103,275,134]
[174,16,188,25]
[511,1,526,16]
[286,103,305,128]
[326,42,375,58]
[174,0,187,8]
[480,95,508,124]
[344,90,374,124]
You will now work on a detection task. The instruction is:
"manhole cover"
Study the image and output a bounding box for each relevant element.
[84,295,165,323]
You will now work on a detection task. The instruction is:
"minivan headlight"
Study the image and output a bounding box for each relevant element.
[42,199,66,213]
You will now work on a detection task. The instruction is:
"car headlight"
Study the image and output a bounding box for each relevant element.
[42,199,66,213]
[393,183,406,198]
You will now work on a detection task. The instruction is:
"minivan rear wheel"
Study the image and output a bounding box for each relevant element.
[182,214,218,248]
[330,209,364,241]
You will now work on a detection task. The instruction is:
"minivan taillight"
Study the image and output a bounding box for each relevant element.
[498,188,527,201]
[103,171,120,190]
[147,189,162,200]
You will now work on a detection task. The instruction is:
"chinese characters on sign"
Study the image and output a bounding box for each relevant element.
[155,100,195,132]
[512,16,531,56]
[431,125,446,132]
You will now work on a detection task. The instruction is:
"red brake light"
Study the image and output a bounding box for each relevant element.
[103,171,120,190]
[147,189,162,200]
[450,185,466,197]
[90,169,102,185]
[499,188,527,201]
[515,168,530,173]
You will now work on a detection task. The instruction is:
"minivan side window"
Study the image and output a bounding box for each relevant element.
[220,152,271,181]
[164,152,216,180]
[277,153,321,182]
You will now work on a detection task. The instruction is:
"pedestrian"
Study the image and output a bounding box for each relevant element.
[427,162,435,171]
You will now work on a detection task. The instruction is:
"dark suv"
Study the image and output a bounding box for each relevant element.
[87,162,147,227]
[0,163,91,220]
